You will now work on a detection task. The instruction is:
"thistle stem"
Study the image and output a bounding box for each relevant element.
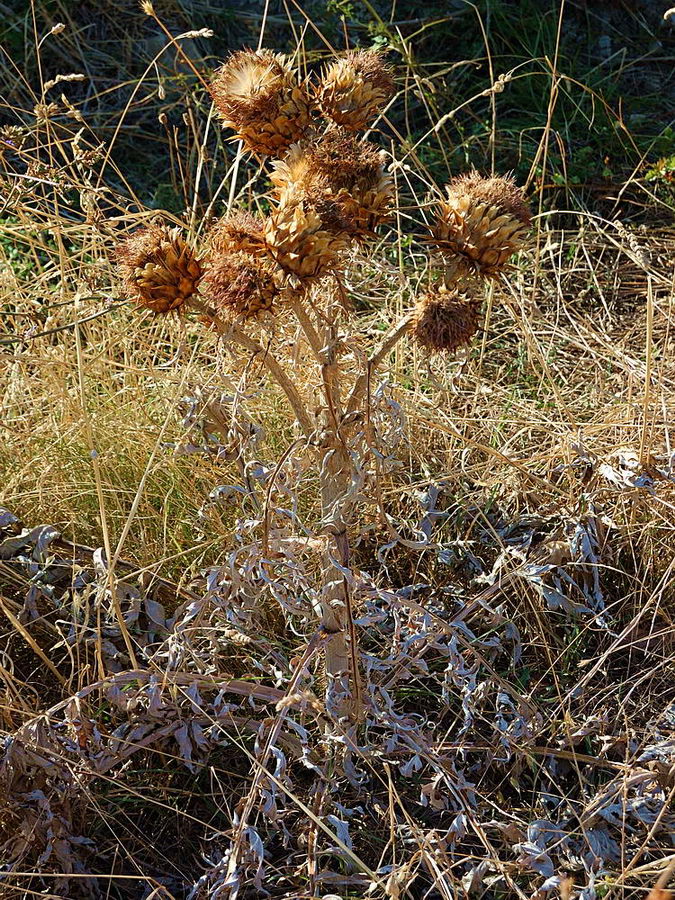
[347,310,413,414]
[189,299,314,438]
[288,295,326,365]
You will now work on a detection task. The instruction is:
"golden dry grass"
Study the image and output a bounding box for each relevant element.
[1,1,674,897]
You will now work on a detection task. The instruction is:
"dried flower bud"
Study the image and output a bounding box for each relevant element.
[0,125,28,159]
[210,49,311,157]
[201,250,279,318]
[207,210,268,257]
[412,287,482,353]
[432,172,531,280]
[317,50,394,132]
[264,185,352,287]
[116,224,202,313]
[270,128,393,238]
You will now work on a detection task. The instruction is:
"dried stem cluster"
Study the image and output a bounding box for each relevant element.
[114,46,531,720]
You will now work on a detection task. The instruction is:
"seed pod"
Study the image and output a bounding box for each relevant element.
[270,128,393,238]
[264,185,351,287]
[317,50,394,132]
[210,49,311,157]
[412,287,482,353]
[207,210,267,258]
[116,224,202,313]
[432,172,531,280]
[201,250,279,318]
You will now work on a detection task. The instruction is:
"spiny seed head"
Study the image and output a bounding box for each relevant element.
[270,128,393,238]
[412,287,482,353]
[432,172,531,280]
[116,224,202,313]
[317,50,395,131]
[264,184,352,288]
[210,49,311,157]
[207,210,267,257]
[201,250,279,319]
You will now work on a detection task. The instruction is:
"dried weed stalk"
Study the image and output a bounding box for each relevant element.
[113,47,532,726]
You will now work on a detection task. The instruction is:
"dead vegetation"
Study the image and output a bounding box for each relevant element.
[0,1,674,898]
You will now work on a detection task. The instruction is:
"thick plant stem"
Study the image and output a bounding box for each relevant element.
[317,310,414,721]
[194,296,411,724]
[319,437,361,722]
[189,299,314,437]
[290,296,363,722]
[347,310,413,414]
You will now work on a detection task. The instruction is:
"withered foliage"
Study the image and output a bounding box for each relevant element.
[2,432,674,896]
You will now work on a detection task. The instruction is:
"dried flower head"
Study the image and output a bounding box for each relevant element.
[432,172,531,280]
[207,210,267,257]
[0,125,28,160]
[201,250,279,318]
[264,184,352,287]
[317,50,395,131]
[210,49,311,157]
[270,128,393,237]
[412,287,482,353]
[116,224,202,313]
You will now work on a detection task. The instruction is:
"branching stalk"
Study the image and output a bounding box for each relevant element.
[189,299,314,438]
[347,310,413,414]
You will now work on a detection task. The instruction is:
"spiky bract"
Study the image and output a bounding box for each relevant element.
[116,224,202,313]
[270,129,393,237]
[210,49,311,157]
[264,185,351,287]
[207,210,267,257]
[432,173,531,279]
[316,50,394,132]
[412,288,482,353]
[201,251,278,318]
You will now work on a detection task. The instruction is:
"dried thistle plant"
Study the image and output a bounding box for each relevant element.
[431,172,531,279]
[110,46,532,727]
[116,223,202,313]
[316,49,395,131]
[270,128,394,238]
[411,286,482,353]
[210,49,311,157]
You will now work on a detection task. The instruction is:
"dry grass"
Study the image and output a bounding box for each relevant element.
[1,1,674,898]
